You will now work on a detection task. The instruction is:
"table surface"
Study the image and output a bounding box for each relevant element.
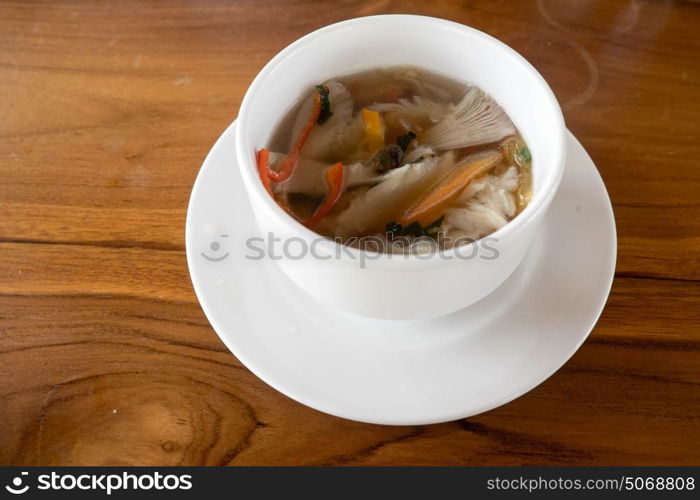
[1,0,698,466]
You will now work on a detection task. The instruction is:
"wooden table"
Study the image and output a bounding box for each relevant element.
[1,0,698,466]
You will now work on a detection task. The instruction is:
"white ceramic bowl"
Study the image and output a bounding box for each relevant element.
[236,15,566,320]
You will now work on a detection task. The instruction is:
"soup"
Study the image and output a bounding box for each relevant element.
[256,66,532,252]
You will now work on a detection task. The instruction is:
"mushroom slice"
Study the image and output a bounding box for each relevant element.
[334,154,451,237]
[371,96,448,127]
[422,86,516,150]
[443,166,520,241]
[290,81,364,163]
[270,153,381,197]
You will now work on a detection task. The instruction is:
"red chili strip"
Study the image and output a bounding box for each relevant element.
[304,162,344,228]
[267,92,321,183]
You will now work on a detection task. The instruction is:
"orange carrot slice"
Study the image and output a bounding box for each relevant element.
[304,162,344,228]
[399,151,502,226]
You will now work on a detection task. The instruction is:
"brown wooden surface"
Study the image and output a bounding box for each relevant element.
[1,0,699,466]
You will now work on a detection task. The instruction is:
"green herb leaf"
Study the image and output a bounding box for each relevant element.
[385,221,403,235]
[397,131,417,152]
[385,216,444,241]
[315,85,332,125]
[376,145,404,173]
[423,216,444,237]
[516,145,531,164]
[405,221,424,237]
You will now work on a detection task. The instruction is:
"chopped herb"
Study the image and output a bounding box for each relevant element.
[516,145,531,164]
[423,216,444,237]
[315,85,332,125]
[385,221,403,235]
[397,131,417,152]
[376,144,404,173]
[385,216,444,241]
[404,221,424,237]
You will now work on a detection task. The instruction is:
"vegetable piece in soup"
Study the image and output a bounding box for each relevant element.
[256,66,532,252]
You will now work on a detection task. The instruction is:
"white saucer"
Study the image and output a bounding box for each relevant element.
[186,122,616,425]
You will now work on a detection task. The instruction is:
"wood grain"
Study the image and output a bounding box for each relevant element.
[1,0,698,465]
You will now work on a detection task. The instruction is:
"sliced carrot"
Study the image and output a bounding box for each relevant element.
[304,162,344,228]
[399,151,502,227]
[267,92,321,182]
[361,108,385,154]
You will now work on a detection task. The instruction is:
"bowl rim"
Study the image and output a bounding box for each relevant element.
[235,14,567,267]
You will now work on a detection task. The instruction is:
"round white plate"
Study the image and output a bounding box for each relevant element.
[186,122,616,425]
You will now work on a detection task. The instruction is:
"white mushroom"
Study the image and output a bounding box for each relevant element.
[371,95,447,125]
[268,152,385,197]
[372,87,515,151]
[443,166,519,241]
[422,86,516,150]
[291,81,365,163]
[334,154,453,237]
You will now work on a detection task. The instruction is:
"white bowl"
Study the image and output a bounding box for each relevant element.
[236,15,566,320]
